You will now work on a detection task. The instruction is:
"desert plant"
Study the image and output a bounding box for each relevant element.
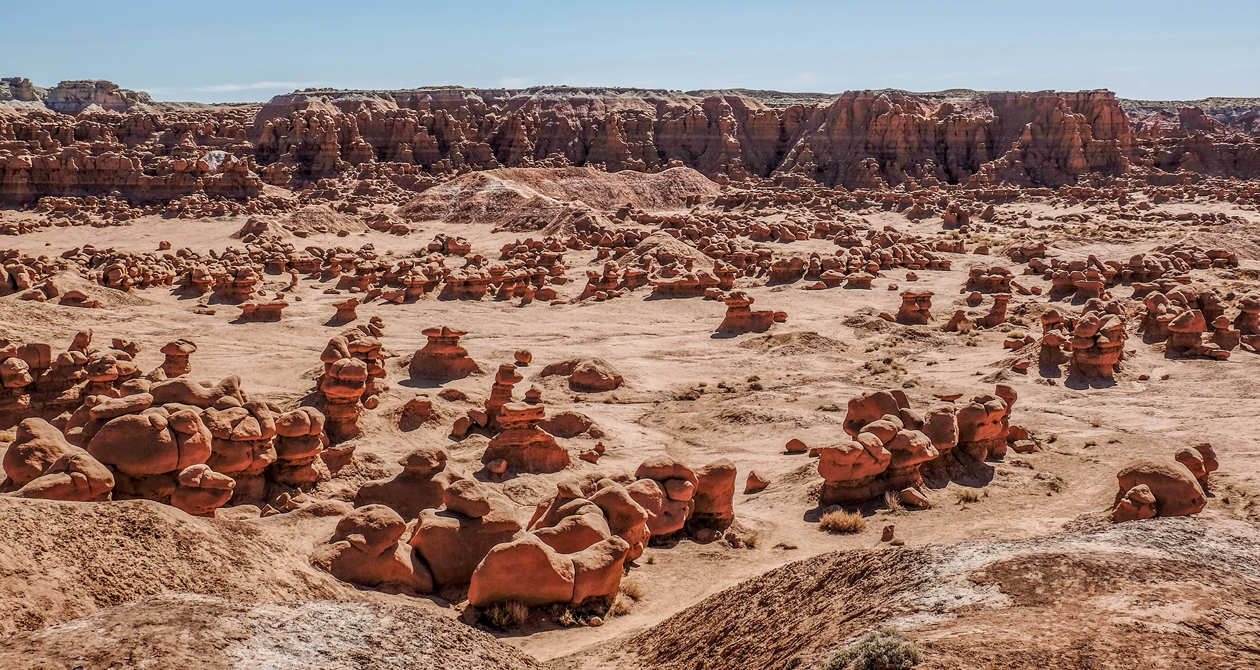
[619,577,645,601]
[555,607,579,627]
[483,601,529,630]
[883,491,904,513]
[819,508,866,534]
[826,628,923,670]
[609,592,633,616]
[954,487,988,504]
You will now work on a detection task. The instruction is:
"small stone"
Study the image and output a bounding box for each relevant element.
[898,487,930,508]
[744,471,769,494]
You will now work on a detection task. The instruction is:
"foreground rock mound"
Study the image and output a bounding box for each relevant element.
[0,594,544,670]
[596,519,1260,670]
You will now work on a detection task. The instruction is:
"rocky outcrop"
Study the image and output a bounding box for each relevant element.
[43,80,153,114]
[2,82,1257,206]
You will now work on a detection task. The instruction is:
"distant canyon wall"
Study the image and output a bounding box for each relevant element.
[1,82,1258,204]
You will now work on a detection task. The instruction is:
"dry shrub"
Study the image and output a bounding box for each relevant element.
[609,593,634,617]
[883,491,904,513]
[619,577,645,601]
[819,508,866,534]
[954,487,988,504]
[483,601,529,630]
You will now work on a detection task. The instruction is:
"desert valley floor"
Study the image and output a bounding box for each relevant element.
[2,82,1260,669]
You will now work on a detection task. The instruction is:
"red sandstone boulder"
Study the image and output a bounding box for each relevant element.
[313,504,433,592]
[3,418,114,501]
[541,358,623,392]
[1113,460,1206,519]
[468,534,575,607]
[170,464,235,516]
[354,445,450,517]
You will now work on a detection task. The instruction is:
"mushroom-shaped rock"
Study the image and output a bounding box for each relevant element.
[355,445,450,518]
[272,407,327,486]
[482,402,570,473]
[409,326,481,381]
[158,339,197,378]
[313,504,433,592]
[818,438,893,505]
[170,464,236,516]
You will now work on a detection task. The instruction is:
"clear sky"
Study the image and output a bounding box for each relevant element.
[8,0,1257,103]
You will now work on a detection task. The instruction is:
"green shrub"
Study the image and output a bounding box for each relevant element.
[826,629,923,670]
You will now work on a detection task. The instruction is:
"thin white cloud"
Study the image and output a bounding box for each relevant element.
[190,81,326,92]
[143,81,326,95]
[498,76,534,88]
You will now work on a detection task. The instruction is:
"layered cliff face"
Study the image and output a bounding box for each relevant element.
[43,80,154,114]
[0,106,263,204]
[0,77,46,103]
[1,83,1258,205]
[249,87,1137,189]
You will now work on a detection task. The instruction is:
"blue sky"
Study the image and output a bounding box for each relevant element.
[8,0,1257,102]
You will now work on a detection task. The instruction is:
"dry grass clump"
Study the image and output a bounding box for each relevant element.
[819,508,866,534]
[954,487,989,504]
[483,600,529,630]
[610,576,646,617]
[883,491,905,513]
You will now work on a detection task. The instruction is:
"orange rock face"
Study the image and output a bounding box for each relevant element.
[408,326,482,382]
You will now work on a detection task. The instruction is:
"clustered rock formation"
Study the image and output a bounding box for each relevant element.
[1037,300,1130,379]
[1111,444,1217,522]
[308,452,738,617]
[0,333,335,518]
[812,386,1021,506]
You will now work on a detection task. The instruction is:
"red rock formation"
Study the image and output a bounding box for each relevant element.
[716,291,781,334]
[354,445,452,518]
[481,402,571,473]
[1,417,113,501]
[2,85,1256,210]
[539,358,623,392]
[819,386,1019,506]
[170,464,235,516]
[408,480,523,587]
[895,291,933,325]
[272,407,327,487]
[1111,459,1207,522]
[314,504,433,592]
[409,326,482,382]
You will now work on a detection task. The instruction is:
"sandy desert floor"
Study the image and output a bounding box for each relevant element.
[2,181,1260,669]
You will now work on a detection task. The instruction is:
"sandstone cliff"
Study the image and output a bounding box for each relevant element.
[1,81,1258,204]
